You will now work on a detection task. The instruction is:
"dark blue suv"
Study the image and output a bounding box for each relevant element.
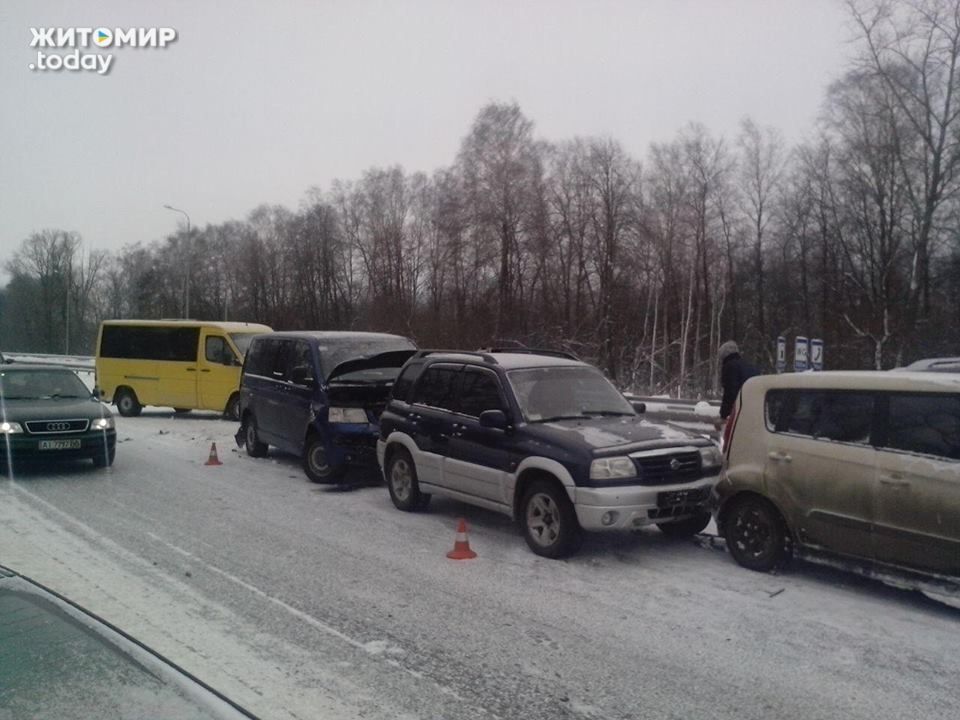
[237,332,416,482]
[377,350,723,557]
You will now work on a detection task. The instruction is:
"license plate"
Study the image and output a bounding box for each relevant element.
[658,488,707,508]
[39,439,82,450]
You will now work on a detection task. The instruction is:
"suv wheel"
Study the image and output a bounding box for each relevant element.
[723,496,789,572]
[303,435,342,484]
[658,511,711,538]
[520,480,583,559]
[244,415,268,458]
[115,389,142,417]
[386,448,430,511]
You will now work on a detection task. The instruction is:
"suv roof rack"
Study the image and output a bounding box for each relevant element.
[481,347,580,361]
[410,349,499,364]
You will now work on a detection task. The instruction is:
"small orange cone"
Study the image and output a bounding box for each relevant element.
[205,442,223,466]
[446,519,477,560]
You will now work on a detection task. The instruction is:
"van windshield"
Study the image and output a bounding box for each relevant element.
[229,333,260,357]
[318,337,416,380]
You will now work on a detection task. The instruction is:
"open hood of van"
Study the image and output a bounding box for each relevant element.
[326,350,418,383]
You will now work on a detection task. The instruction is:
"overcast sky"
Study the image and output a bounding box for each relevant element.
[0,0,851,261]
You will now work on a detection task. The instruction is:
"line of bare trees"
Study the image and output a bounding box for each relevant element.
[3,0,959,396]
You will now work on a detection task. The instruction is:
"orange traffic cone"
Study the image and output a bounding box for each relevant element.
[446,519,477,560]
[205,442,223,466]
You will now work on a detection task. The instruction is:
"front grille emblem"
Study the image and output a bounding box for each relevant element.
[46,422,72,432]
[669,458,681,471]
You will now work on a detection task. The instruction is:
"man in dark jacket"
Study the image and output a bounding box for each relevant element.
[718,340,759,423]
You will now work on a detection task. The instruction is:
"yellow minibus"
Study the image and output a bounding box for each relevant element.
[95,320,271,419]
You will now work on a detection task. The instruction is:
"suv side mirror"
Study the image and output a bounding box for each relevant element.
[290,366,316,388]
[479,409,508,430]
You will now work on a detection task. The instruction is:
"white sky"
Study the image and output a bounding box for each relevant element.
[0,0,851,259]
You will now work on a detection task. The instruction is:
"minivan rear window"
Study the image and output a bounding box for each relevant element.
[885,394,960,460]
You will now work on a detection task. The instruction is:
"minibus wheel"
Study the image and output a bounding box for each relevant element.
[115,389,142,417]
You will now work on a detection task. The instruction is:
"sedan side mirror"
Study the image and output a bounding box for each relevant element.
[631,401,646,414]
[479,409,508,430]
[92,387,103,399]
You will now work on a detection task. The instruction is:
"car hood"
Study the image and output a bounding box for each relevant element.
[0,397,110,423]
[522,415,710,455]
[326,350,418,382]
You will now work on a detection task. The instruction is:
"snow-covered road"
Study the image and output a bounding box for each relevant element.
[1,410,957,720]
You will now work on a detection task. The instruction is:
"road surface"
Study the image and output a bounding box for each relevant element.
[1,409,957,720]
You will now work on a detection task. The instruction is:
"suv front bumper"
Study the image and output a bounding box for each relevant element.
[573,475,719,531]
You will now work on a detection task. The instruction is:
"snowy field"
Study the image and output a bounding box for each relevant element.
[0,409,958,720]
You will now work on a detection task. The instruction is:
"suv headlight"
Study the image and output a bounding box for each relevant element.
[91,417,115,430]
[0,421,23,434]
[590,456,636,481]
[328,407,369,424]
[699,445,723,469]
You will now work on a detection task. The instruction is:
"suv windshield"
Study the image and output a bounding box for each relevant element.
[318,337,416,380]
[508,366,635,422]
[0,369,90,399]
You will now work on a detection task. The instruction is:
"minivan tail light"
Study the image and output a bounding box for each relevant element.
[722,402,739,458]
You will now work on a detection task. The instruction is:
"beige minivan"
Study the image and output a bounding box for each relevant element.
[715,371,960,579]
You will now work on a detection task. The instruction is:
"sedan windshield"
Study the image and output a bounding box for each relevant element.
[507,366,635,422]
[0,369,91,400]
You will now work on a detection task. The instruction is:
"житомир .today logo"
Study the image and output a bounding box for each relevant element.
[28,27,178,75]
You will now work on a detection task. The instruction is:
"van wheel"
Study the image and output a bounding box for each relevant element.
[115,389,142,417]
[303,435,341,484]
[224,393,241,421]
[658,512,711,538]
[386,448,430,511]
[520,479,583,559]
[723,496,789,572]
[244,416,268,458]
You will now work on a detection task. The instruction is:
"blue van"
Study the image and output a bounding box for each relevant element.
[236,332,416,483]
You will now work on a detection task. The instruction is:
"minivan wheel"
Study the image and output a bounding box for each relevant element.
[244,416,268,458]
[658,511,711,538]
[386,449,430,511]
[224,393,241,421]
[724,496,789,572]
[303,435,341,484]
[520,480,583,559]
[115,389,142,418]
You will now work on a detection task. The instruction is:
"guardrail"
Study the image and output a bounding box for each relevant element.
[5,353,95,372]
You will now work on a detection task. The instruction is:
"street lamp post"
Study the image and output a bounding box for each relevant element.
[163,204,191,318]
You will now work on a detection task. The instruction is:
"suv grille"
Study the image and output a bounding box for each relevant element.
[633,451,701,486]
[25,419,90,434]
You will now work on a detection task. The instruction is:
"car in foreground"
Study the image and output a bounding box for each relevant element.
[237,331,417,482]
[0,364,116,468]
[377,350,723,558]
[894,357,960,373]
[716,371,960,579]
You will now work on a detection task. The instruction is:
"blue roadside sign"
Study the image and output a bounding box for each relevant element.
[794,336,809,372]
[811,338,824,371]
